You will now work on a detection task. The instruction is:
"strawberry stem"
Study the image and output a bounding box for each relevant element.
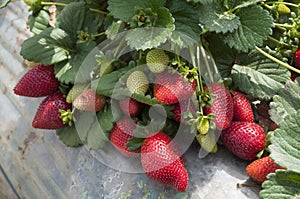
[267,36,290,47]
[256,46,300,74]
[41,2,108,15]
[89,8,108,15]
[92,32,106,38]
[114,37,126,58]
[41,2,67,7]
[264,1,299,8]
[200,40,219,83]
[274,23,294,29]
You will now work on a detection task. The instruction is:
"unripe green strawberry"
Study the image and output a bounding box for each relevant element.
[146,49,169,73]
[24,0,34,6]
[73,89,106,112]
[66,83,88,103]
[195,132,218,153]
[277,4,290,15]
[126,71,149,94]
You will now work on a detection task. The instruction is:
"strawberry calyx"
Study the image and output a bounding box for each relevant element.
[199,86,214,108]
[131,8,155,28]
[60,109,75,126]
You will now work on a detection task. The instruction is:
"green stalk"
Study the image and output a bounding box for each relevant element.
[189,46,203,115]
[89,8,108,15]
[275,23,294,29]
[267,36,290,47]
[41,2,108,15]
[199,42,216,84]
[41,1,67,7]
[255,46,300,74]
[92,32,106,38]
[114,37,126,58]
[264,1,299,8]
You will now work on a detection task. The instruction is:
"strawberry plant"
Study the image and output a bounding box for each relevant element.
[2,0,300,198]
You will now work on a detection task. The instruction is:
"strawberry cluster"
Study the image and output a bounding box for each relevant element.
[14,64,71,129]
[108,49,196,192]
[14,64,106,129]
[15,49,284,192]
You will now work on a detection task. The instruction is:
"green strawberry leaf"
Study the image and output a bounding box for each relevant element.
[93,66,132,97]
[108,0,166,22]
[20,27,72,65]
[186,0,213,3]
[206,34,238,78]
[125,8,175,50]
[230,0,265,10]
[54,41,97,84]
[56,126,83,147]
[87,122,109,150]
[0,0,10,8]
[105,20,125,40]
[222,5,273,52]
[198,3,240,34]
[28,9,50,35]
[131,93,159,106]
[126,137,145,151]
[260,170,300,199]
[97,104,115,139]
[168,0,201,47]
[269,78,300,125]
[111,87,159,106]
[57,2,99,42]
[268,109,300,172]
[231,50,290,100]
[74,111,96,142]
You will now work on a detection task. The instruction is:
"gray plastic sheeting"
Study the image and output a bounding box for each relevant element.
[0,2,260,198]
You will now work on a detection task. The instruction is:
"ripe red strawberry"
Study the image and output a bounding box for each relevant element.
[172,100,196,124]
[246,156,284,183]
[119,98,145,117]
[154,72,196,105]
[294,49,300,68]
[110,118,140,157]
[141,132,188,192]
[232,91,254,122]
[32,92,71,129]
[220,122,266,160]
[203,84,233,130]
[73,89,106,112]
[14,64,60,97]
[291,49,300,80]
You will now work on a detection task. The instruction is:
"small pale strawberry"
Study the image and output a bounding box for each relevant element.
[146,49,169,73]
[203,84,233,130]
[246,156,285,183]
[14,64,60,97]
[126,71,149,94]
[110,118,139,157]
[119,98,145,117]
[232,91,254,122]
[73,89,106,112]
[66,83,88,103]
[221,122,266,160]
[141,132,188,192]
[32,92,71,129]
